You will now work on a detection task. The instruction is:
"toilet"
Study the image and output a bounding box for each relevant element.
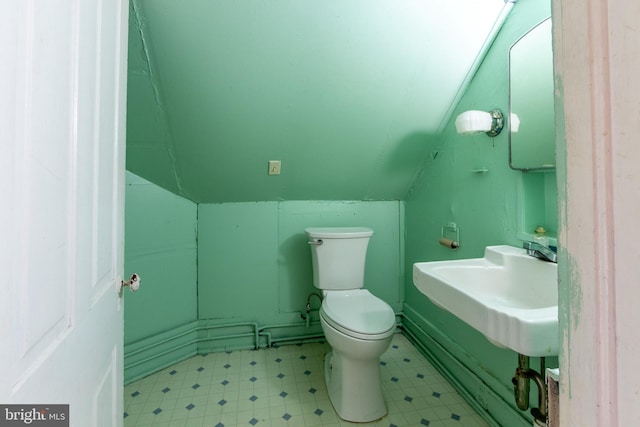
[305,227,395,423]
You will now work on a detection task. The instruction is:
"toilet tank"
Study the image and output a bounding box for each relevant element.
[305,227,373,290]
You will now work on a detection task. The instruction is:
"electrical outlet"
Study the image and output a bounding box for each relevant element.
[268,160,281,175]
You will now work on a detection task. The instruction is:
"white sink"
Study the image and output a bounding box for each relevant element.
[413,245,558,356]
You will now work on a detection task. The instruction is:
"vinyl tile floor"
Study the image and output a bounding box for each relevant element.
[123,333,490,427]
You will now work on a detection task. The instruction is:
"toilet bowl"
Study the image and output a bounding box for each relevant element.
[320,289,395,422]
[305,227,396,422]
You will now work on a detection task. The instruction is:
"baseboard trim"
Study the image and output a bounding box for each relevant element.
[124,321,199,384]
[400,305,531,427]
[124,318,327,384]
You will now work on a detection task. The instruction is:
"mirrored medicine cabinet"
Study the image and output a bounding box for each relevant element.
[509,17,555,170]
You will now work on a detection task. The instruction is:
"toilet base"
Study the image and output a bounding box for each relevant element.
[324,349,388,423]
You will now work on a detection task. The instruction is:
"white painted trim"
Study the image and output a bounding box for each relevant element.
[67,0,81,335]
[91,0,104,292]
[554,0,640,425]
[92,346,116,426]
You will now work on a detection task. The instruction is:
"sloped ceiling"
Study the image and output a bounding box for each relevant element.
[126,0,506,203]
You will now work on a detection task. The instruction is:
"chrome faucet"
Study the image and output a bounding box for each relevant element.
[522,241,557,263]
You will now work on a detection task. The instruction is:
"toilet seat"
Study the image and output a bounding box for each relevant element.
[320,290,395,340]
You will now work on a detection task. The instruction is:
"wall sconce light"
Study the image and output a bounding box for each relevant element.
[455,109,504,137]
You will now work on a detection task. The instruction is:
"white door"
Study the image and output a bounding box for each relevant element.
[0,1,128,426]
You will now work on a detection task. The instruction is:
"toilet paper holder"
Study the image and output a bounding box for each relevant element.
[440,223,460,250]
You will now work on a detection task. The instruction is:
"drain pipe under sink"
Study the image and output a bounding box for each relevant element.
[512,354,547,424]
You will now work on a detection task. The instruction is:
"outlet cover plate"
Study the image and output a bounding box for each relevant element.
[268,160,281,175]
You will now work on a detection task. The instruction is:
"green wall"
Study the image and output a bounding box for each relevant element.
[126,0,504,203]
[198,200,404,322]
[403,0,556,426]
[124,172,197,344]
[124,172,198,344]
[123,172,199,381]
[123,185,404,381]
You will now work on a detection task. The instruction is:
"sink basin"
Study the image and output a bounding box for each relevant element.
[413,245,558,356]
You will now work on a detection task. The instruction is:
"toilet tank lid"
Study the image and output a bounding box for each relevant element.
[305,227,373,239]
